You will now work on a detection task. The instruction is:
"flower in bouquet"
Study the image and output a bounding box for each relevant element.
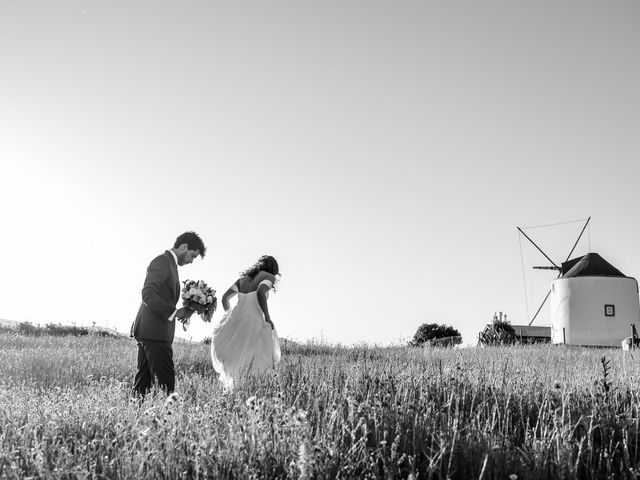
[179,279,217,330]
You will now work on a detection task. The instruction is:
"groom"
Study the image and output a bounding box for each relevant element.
[131,231,206,397]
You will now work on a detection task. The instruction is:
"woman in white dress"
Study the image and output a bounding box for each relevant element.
[210,255,281,388]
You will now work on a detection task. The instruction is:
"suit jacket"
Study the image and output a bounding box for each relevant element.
[131,251,180,343]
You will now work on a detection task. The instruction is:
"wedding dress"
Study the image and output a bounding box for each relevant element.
[211,279,281,388]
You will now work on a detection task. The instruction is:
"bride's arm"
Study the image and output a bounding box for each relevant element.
[256,277,275,329]
[221,280,240,312]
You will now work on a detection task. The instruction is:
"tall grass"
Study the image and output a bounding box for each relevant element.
[2,332,640,479]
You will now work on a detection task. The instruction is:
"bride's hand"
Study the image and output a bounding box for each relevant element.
[265,316,274,330]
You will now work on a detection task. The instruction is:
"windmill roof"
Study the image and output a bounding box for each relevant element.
[561,252,626,278]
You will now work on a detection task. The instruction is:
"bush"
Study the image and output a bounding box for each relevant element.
[478,312,516,346]
[10,322,121,338]
[411,323,461,347]
[45,323,90,336]
[17,321,40,336]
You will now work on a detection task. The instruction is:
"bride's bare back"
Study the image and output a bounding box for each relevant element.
[236,271,276,294]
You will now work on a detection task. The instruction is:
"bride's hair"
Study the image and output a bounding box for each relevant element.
[240,255,280,279]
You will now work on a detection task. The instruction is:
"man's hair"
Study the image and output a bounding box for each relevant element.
[174,231,206,257]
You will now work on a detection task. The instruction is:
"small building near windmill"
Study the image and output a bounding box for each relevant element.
[550,253,640,346]
[512,325,551,344]
[478,323,551,345]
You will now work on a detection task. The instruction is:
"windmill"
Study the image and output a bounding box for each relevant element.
[517,217,591,326]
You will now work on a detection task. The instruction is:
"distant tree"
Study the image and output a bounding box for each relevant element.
[411,323,461,347]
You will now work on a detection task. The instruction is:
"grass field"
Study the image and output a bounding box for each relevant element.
[2,332,640,479]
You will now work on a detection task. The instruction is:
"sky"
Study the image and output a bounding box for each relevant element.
[1,0,639,346]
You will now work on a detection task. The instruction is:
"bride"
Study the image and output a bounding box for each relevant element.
[210,255,281,388]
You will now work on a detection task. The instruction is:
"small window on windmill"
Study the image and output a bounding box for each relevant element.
[605,304,615,317]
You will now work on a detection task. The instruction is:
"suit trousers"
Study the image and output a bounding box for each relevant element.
[133,339,175,396]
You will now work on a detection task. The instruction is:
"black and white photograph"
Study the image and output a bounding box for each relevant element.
[1,0,639,478]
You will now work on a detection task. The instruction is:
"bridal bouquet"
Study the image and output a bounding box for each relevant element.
[179,279,217,330]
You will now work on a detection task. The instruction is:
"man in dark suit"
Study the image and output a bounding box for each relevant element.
[131,231,206,396]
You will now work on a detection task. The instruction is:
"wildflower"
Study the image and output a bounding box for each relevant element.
[390,434,400,460]
[509,475,518,480]
[143,407,157,416]
[245,396,257,408]
[293,410,307,425]
[297,441,312,480]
